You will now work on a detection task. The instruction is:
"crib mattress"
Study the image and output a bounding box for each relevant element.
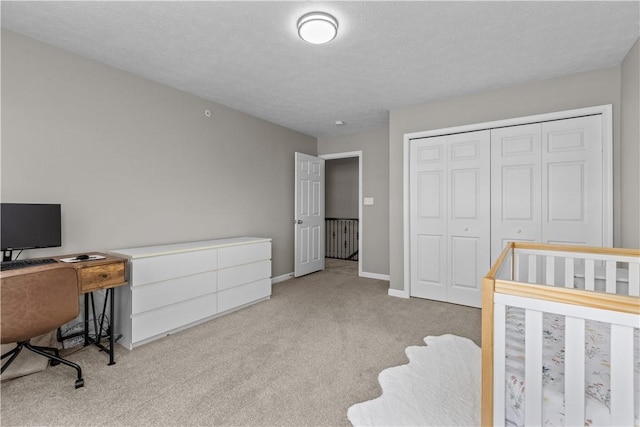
[504,307,640,426]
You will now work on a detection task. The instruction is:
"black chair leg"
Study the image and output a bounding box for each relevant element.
[1,344,24,374]
[26,343,84,388]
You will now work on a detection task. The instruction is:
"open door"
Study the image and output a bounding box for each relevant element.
[294,152,325,277]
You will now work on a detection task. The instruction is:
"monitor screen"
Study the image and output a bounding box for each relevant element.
[1,203,62,251]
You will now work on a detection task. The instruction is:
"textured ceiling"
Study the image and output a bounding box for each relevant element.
[1,1,639,137]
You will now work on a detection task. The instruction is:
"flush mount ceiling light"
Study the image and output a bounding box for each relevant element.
[297,12,338,44]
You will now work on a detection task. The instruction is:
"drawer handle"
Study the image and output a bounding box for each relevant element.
[101,274,108,278]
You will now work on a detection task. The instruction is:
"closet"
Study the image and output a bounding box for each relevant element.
[407,107,610,308]
[409,130,490,307]
[491,116,603,257]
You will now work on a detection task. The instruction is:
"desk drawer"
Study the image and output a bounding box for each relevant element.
[80,262,125,292]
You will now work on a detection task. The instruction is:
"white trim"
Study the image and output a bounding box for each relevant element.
[403,133,411,298]
[403,105,614,297]
[600,105,613,247]
[320,151,361,160]
[388,288,410,299]
[320,151,363,277]
[272,272,294,284]
[361,271,390,281]
[404,105,612,141]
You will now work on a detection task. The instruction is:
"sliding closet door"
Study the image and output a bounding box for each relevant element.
[410,131,490,307]
[542,116,602,246]
[491,123,542,262]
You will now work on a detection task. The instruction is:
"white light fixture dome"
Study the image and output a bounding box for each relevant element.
[297,12,338,44]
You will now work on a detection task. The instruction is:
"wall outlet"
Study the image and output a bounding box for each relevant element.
[364,197,374,205]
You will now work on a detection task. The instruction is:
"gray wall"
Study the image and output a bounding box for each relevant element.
[1,30,316,278]
[325,158,358,219]
[621,38,640,249]
[388,66,627,291]
[318,127,389,276]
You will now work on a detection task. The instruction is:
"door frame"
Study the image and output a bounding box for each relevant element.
[400,104,613,299]
[320,151,363,277]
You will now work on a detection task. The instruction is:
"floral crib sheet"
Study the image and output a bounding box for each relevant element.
[504,307,640,426]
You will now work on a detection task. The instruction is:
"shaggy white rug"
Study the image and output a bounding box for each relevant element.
[347,334,481,426]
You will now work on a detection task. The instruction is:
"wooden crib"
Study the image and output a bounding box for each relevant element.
[482,242,640,426]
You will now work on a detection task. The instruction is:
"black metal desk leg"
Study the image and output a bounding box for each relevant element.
[108,288,115,365]
[84,293,90,346]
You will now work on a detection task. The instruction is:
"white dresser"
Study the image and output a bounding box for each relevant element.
[110,237,271,349]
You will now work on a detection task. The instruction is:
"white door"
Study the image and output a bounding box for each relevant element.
[541,116,602,246]
[294,152,325,277]
[447,132,491,307]
[410,130,490,307]
[491,115,603,262]
[410,135,448,301]
[491,123,542,262]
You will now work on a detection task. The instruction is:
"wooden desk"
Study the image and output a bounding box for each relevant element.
[1,253,128,365]
[55,253,127,365]
[53,252,127,294]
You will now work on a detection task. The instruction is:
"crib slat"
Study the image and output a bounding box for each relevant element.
[605,261,617,293]
[564,317,585,426]
[528,255,537,284]
[524,310,543,426]
[545,256,555,286]
[584,259,595,291]
[493,304,507,427]
[564,258,574,288]
[610,324,635,427]
[629,263,639,296]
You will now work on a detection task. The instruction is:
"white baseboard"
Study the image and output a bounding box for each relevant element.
[272,272,294,284]
[388,288,410,299]
[360,271,390,281]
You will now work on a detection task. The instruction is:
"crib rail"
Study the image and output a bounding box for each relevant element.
[482,242,640,427]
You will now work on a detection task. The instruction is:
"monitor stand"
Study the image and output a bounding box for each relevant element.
[2,250,13,262]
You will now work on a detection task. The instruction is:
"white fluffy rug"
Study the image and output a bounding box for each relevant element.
[347,334,481,426]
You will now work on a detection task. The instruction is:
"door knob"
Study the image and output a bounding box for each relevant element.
[464,227,469,231]
[294,220,303,224]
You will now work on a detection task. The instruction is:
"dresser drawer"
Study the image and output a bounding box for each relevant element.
[131,249,217,286]
[79,262,126,292]
[131,292,218,344]
[218,278,271,313]
[218,242,271,268]
[218,260,271,291]
[131,271,217,314]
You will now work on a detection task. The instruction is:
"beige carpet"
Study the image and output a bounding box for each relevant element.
[0,259,481,426]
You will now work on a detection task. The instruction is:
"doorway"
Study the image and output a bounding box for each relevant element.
[320,151,362,276]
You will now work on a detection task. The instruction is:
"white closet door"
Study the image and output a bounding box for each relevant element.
[542,116,602,246]
[410,135,448,301]
[410,131,490,307]
[447,131,491,307]
[491,123,542,263]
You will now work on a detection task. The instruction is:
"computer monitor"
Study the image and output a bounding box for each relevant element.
[1,203,62,261]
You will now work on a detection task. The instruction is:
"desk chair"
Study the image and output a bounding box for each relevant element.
[1,266,84,388]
